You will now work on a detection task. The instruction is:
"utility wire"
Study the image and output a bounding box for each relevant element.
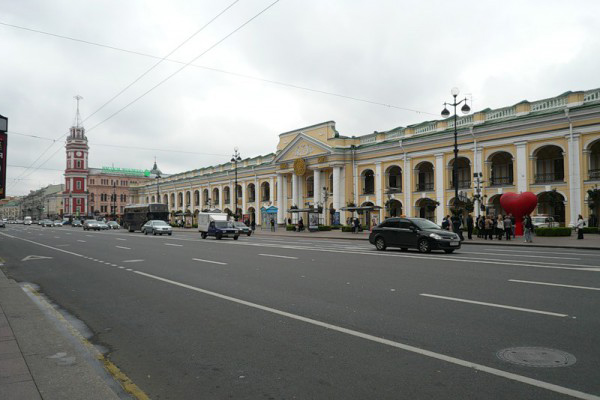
[6,1,281,186]
[0,19,436,116]
[86,0,282,133]
[4,0,240,188]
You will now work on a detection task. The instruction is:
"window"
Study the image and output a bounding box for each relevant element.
[76,181,81,190]
[77,198,81,205]
[398,221,412,229]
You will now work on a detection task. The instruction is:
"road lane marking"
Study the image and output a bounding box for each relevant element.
[116,238,127,241]
[116,246,131,250]
[118,266,125,269]
[164,243,183,247]
[258,254,298,259]
[86,235,94,237]
[461,251,580,260]
[192,258,227,265]
[419,294,569,318]
[55,244,70,247]
[21,255,53,261]
[508,279,600,291]
[123,259,144,263]
[133,270,597,400]
[484,248,596,256]
[77,240,86,242]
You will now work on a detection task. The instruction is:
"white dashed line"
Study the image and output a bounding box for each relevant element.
[123,259,144,263]
[165,243,183,247]
[192,258,227,265]
[118,266,125,269]
[77,240,86,242]
[420,294,569,318]
[258,254,298,259]
[509,279,600,291]
[116,238,127,241]
[116,246,131,250]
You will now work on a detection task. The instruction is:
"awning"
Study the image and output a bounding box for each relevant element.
[287,208,321,213]
[339,206,382,212]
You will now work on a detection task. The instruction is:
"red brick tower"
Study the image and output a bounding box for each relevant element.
[63,95,89,219]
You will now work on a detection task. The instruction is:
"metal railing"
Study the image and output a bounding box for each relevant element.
[534,172,564,183]
[416,182,434,192]
[449,180,471,189]
[489,177,513,186]
[588,169,600,180]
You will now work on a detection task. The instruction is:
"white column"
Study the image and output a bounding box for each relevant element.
[282,174,288,223]
[314,169,321,205]
[269,177,275,206]
[241,182,246,217]
[276,174,283,224]
[218,185,223,208]
[292,174,298,207]
[375,162,383,221]
[333,166,341,212]
[404,157,411,217]
[568,134,581,226]
[515,141,528,193]
[435,154,445,224]
[297,175,304,208]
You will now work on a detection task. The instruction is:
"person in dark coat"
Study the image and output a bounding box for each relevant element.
[451,214,464,240]
[441,216,450,230]
[466,214,474,240]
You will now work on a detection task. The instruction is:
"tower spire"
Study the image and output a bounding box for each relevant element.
[74,95,83,128]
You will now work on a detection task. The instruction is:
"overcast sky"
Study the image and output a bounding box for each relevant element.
[2,0,599,196]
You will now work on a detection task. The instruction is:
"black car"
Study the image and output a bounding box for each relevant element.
[369,217,461,253]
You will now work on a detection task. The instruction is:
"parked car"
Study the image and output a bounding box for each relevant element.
[0,220,5,228]
[369,217,461,253]
[531,215,557,228]
[197,212,239,240]
[53,220,63,227]
[141,220,173,236]
[233,221,252,236]
[72,220,82,227]
[83,220,100,231]
[107,221,120,229]
[41,219,54,227]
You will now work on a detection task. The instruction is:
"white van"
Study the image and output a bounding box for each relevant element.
[24,216,32,225]
[197,212,239,240]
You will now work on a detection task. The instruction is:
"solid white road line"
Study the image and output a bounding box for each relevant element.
[123,259,144,263]
[116,246,131,250]
[509,279,600,291]
[420,294,569,318]
[258,254,298,259]
[133,270,598,400]
[164,243,183,247]
[485,248,597,256]
[192,258,227,265]
[461,251,580,260]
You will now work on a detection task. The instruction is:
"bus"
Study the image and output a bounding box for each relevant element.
[123,203,169,232]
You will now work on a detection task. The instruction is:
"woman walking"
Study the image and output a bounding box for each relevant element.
[576,214,585,239]
[503,215,512,240]
[524,215,534,243]
[496,215,504,240]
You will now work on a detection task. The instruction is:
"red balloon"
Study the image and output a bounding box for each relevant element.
[499,192,538,218]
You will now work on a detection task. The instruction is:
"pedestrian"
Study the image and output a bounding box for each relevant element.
[576,214,585,239]
[353,217,360,234]
[270,218,275,232]
[466,214,474,240]
[524,215,534,243]
[441,215,450,230]
[298,217,304,232]
[510,213,516,239]
[496,215,504,240]
[484,216,492,240]
[251,219,256,231]
[451,214,463,240]
[477,216,484,238]
[503,214,512,240]
[287,217,292,226]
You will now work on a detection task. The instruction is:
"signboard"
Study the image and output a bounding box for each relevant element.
[0,131,6,200]
[308,212,319,231]
[101,166,150,177]
[333,211,340,226]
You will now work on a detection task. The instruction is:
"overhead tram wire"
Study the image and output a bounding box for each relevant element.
[8,1,281,186]
[84,0,240,122]
[5,1,241,188]
[85,0,283,133]
[0,20,436,116]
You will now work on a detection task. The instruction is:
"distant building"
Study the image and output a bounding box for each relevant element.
[20,184,64,220]
[62,98,155,220]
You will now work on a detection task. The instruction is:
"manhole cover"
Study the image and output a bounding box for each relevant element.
[497,347,576,368]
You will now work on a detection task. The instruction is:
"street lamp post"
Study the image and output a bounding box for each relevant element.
[231,148,242,221]
[441,87,470,235]
[156,172,161,203]
[112,182,117,221]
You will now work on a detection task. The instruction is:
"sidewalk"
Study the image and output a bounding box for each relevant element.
[0,268,125,400]
[181,227,600,250]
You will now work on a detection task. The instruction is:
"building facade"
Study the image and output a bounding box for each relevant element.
[19,184,64,220]
[130,88,600,228]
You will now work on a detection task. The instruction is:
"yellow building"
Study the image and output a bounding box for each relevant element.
[132,88,600,228]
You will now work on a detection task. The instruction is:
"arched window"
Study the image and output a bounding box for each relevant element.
[212,188,219,205]
[385,166,402,192]
[448,157,471,189]
[361,169,375,194]
[247,184,256,202]
[415,162,434,192]
[488,152,513,186]
[178,193,183,208]
[534,145,564,183]
[194,190,200,206]
[261,182,270,201]
[223,186,231,204]
[306,176,314,197]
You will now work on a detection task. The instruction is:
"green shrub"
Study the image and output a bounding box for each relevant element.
[318,225,332,231]
[286,224,295,231]
[341,225,353,232]
[330,225,341,230]
[534,227,572,237]
[192,223,198,229]
[581,227,599,234]
[170,223,178,227]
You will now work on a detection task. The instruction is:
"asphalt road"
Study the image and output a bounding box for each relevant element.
[1,224,599,400]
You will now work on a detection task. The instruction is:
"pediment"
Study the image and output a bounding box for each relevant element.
[274,134,332,163]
